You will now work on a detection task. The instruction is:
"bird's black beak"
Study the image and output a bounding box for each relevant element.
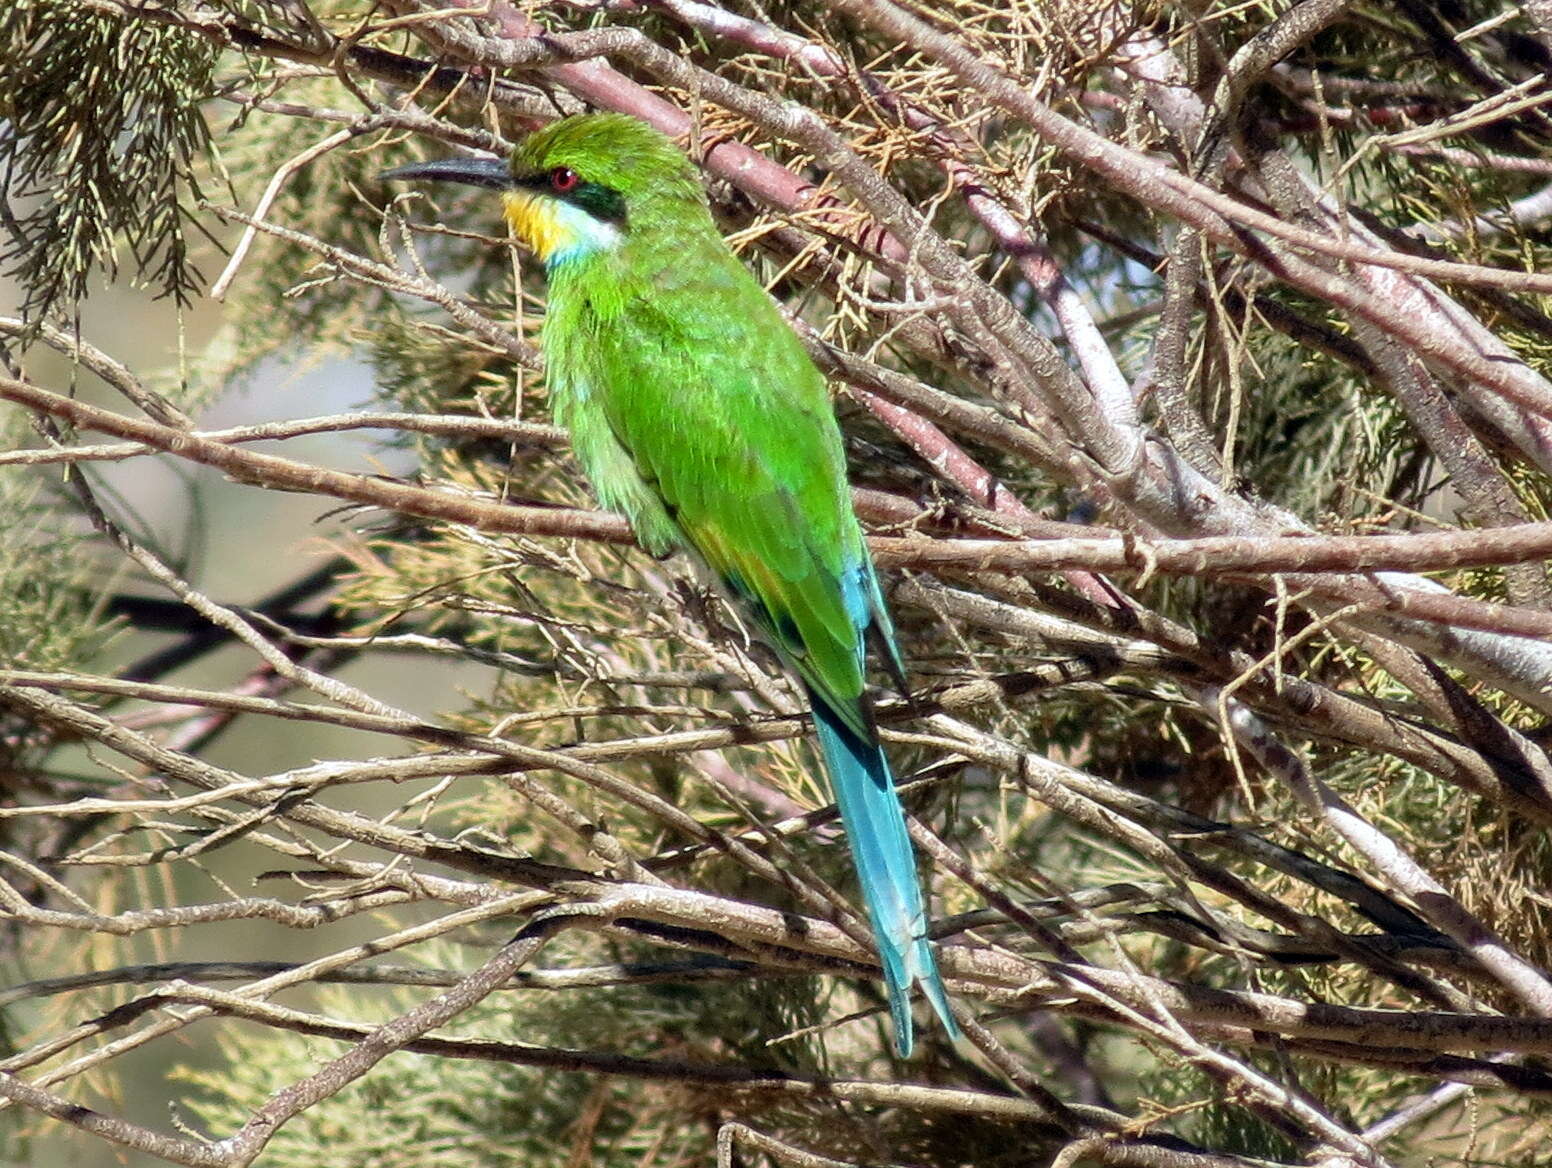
[378,156,513,190]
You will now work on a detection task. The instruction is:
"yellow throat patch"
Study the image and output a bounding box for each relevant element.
[502,190,621,265]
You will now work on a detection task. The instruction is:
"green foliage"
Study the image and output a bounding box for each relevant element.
[0,423,117,672]
[0,0,217,323]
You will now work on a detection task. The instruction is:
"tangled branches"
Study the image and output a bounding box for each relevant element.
[5,1,1552,1165]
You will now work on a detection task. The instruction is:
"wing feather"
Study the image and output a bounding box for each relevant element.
[582,252,878,735]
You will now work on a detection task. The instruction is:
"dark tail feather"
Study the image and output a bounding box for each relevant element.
[809,692,958,1055]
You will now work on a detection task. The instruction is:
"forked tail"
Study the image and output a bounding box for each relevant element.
[809,692,958,1056]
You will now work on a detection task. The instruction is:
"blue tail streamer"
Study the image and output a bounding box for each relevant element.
[809,692,958,1055]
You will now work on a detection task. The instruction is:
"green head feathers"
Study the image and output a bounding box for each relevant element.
[381,114,709,266]
[510,113,704,210]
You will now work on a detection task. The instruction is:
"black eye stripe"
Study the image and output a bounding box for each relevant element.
[571,182,627,226]
[514,171,628,227]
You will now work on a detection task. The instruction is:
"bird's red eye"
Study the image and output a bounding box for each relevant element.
[549,167,580,193]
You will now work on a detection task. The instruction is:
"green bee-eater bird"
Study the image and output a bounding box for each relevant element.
[383,113,955,1054]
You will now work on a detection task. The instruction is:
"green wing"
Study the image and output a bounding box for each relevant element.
[560,247,876,733]
[557,383,682,559]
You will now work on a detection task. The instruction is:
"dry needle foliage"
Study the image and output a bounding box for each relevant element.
[5,1,1552,1166]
